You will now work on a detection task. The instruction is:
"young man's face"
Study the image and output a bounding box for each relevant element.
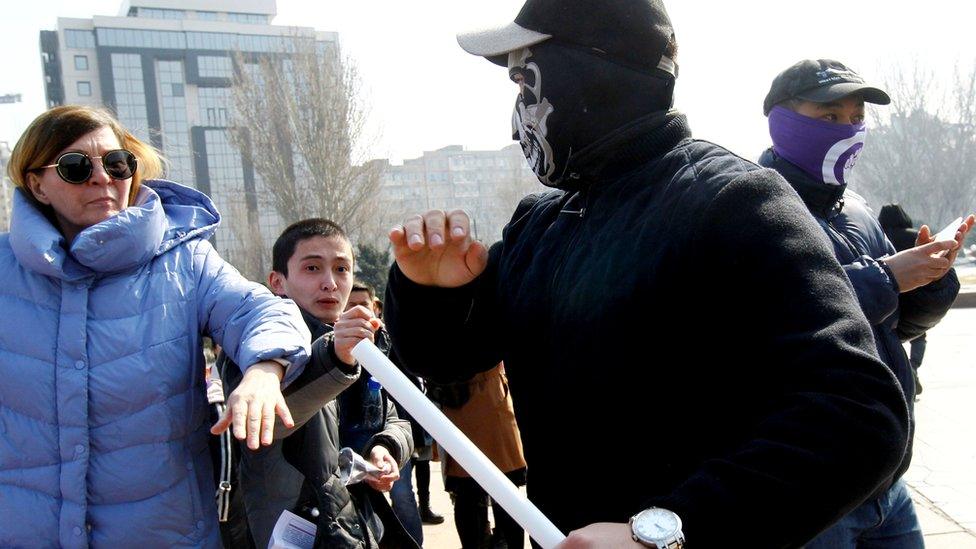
[269,235,353,324]
[795,94,866,125]
[346,289,376,315]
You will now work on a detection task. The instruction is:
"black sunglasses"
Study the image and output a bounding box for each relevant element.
[37,149,138,185]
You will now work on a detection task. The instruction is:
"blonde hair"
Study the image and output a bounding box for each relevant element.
[7,105,164,207]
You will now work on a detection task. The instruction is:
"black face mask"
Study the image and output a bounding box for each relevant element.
[508,40,675,190]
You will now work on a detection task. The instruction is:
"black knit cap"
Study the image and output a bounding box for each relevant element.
[457,0,677,77]
[763,59,890,115]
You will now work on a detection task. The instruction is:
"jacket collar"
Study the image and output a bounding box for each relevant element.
[9,179,219,281]
[560,110,692,188]
[298,307,333,340]
[759,148,846,218]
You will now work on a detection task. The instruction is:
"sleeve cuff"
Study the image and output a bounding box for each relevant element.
[878,258,900,293]
[328,340,359,375]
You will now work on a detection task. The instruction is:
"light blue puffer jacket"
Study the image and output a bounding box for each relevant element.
[0,180,311,548]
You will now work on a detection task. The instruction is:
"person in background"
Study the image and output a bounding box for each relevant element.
[353,287,444,527]
[430,363,527,549]
[346,281,431,543]
[759,59,973,548]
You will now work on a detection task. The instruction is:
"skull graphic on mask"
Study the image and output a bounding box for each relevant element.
[503,42,678,190]
[509,48,557,185]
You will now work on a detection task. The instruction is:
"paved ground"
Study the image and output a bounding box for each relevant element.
[903,306,976,547]
[415,306,976,548]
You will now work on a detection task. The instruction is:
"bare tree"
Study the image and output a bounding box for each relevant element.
[220,198,268,284]
[229,37,381,240]
[852,62,976,228]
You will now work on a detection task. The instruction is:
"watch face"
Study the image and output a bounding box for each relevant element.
[633,508,681,541]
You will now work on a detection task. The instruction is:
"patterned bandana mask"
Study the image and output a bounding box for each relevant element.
[509,48,558,185]
[507,42,675,190]
[768,105,866,186]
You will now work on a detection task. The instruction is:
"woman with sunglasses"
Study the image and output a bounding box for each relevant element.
[1,105,312,548]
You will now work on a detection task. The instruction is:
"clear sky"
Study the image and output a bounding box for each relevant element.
[1,0,973,163]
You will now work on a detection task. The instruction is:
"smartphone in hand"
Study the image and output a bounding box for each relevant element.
[932,216,963,258]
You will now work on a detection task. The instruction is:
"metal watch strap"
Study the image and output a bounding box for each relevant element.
[630,510,685,549]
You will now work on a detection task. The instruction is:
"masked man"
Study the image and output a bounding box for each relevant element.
[384,2,912,547]
[759,58,973,548]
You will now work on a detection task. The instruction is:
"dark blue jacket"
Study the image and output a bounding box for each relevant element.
[760,148,959,487]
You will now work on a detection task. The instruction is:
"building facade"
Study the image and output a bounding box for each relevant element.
[373,144,544,245]
[38,0,545,271]
[39,0,336,270]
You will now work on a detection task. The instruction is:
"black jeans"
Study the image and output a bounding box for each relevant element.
[452,477,524,549]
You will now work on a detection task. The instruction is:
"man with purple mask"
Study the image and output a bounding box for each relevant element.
[760,59,974,548]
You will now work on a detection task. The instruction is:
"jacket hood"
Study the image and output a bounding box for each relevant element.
[9,179,220,280]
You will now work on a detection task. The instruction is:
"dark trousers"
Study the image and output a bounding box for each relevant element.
[452,477,524,549]
[415,458,432,505]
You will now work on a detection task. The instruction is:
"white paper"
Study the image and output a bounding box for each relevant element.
[352,340,566,549]
[268,509,317,549]
[934,217,963,243]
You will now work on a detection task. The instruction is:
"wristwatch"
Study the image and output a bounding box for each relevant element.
[629,507,684,548]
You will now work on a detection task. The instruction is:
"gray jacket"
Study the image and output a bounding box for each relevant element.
[224,322,413,547]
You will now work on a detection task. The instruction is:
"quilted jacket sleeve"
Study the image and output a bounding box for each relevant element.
[192,238,311,385]
[842,255,899,325]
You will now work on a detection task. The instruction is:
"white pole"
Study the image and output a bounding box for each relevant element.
[352,340,566,549]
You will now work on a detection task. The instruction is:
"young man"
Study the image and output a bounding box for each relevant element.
[383,1,913,547]
[221,218,416,548]
[759,59,974,548]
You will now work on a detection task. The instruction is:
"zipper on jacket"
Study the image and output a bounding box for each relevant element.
[549,190,590,294]
[558,206,586,218]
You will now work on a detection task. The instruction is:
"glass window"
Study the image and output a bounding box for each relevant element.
[227,13,267,24]
[138,7,185,19]
[64,29,95,49]
[111,53,150,143]
[198,87,233,127]
[156,60,193,185]
[96,28,186,50]
[76,81,92,96]
[197,56,234,78]
[186,32,299,52]
[74,55,88,71]
[196,11,219,21]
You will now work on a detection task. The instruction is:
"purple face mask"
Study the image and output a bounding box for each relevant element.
[768,105,866,186]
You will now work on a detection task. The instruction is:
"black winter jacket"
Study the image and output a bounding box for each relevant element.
[760,148,959,491]
[386,113,911,548]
